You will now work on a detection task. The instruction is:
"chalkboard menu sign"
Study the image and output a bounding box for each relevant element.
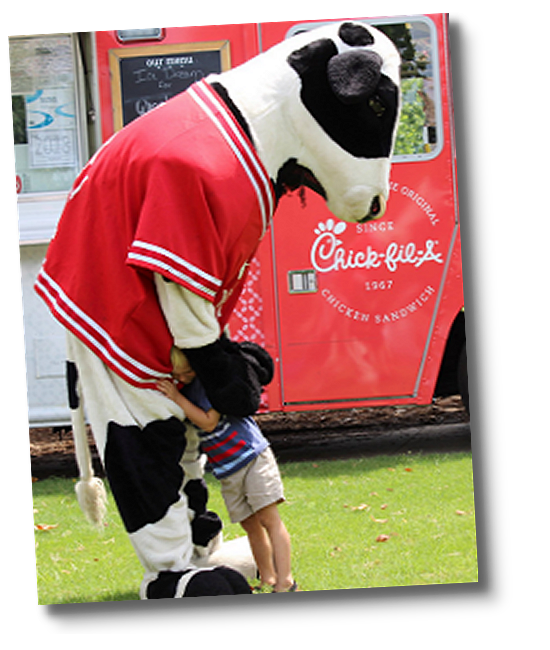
[109,41,231,130]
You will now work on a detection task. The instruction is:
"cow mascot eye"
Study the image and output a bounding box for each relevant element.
[369,96,386,117]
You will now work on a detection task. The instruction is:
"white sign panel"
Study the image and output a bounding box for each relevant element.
[26,87,77,168]
[29,128,77,168]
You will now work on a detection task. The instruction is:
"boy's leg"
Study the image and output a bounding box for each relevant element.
[240,513,277,587]
[255,503,294,592]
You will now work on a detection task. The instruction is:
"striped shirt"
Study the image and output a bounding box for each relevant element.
[183,378,268,479]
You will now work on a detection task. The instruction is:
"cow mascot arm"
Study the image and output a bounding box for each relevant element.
[184,335,274,415]
[154,274,274,416]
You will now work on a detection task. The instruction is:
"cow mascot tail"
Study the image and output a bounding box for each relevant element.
[67,359,108,528]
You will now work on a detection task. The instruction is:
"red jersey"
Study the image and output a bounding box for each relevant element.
[35,80,275,389]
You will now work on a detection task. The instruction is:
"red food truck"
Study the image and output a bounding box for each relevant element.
[93,13,467,416]
[14,13,466,425]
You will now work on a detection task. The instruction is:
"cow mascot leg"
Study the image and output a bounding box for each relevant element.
[35,21,400,599]
[67,331,254,598]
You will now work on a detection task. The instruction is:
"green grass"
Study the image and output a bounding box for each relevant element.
[32,452,477,604]
[32,477,143,603]
[277,453,477,591]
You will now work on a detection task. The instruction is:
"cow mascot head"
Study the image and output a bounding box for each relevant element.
[35,21,400,600]
[215,20,400,223]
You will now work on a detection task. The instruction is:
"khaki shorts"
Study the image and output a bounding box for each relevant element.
[220,447,285,523]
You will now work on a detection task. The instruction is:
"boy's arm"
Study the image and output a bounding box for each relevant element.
[177,393,221,433]
[156,379,221,432]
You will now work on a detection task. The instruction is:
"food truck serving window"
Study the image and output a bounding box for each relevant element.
[10,35,84,196]
[286,17,441,162]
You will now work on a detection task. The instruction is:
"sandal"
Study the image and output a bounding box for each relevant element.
[272,580,298,593]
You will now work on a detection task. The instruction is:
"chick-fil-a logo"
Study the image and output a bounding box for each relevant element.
[310,219,444,273]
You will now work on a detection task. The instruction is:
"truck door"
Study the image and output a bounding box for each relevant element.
[259,15,462,409]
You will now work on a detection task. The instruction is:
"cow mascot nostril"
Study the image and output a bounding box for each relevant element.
[34,20,400,599]
[369,195,386,220]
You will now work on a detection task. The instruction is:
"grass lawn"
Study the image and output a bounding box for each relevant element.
[32,451,477,604]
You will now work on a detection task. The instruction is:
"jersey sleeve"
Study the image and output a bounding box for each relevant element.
[153,273,220,349]
[126,147,226,304]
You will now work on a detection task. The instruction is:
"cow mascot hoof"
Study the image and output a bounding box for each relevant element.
[35,21,400,599]
[144,567,252,599]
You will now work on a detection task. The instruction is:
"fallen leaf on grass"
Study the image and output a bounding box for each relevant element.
[370,515,388,524]
[376,534,390,542]
[350,503,370,511]
[35,524,58,531]
[404,468,413,472]
[455,510,469,516]
[380,504,388,510]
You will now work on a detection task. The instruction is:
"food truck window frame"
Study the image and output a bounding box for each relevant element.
[109,40,231,132]
[285,16,442,163]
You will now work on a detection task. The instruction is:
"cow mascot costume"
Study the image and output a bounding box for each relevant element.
[35,21,400,599]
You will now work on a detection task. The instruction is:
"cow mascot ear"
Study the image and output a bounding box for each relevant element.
[327,49,383,104]
[184,334,274,416]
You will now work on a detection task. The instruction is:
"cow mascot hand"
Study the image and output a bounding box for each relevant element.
[35,21,400,599]
[185,335,274,416]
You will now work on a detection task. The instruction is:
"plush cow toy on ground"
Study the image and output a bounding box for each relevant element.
[35,21,400,599]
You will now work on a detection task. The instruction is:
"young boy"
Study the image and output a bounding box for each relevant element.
[156,347,297,593]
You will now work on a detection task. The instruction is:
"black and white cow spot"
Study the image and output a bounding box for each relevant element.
[104,418,187,533]
[338,21,375,47]
[146,567,252,599]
